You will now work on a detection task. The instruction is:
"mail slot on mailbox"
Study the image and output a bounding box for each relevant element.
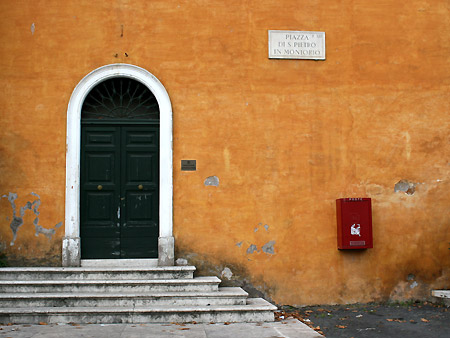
[336,198,373,249]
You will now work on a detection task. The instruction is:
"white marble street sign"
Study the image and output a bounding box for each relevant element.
[268,30,326,60]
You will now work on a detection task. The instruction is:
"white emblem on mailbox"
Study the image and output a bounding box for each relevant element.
[351,224,361,236]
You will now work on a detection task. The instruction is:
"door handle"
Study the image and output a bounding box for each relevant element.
[97,185,103,190]
[138,184,144,190]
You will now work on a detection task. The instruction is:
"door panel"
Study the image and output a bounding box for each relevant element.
[120,127,159,258]
[81,125,159,259]
[86,238,121,259]
[86,154,114,182]
[81,127,121,259]
[86,192,114,220]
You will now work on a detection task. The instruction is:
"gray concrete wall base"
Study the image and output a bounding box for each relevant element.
[158,236,174,266]
[62,237,81,267]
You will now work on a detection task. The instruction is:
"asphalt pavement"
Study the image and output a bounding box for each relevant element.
[277,301,449,338]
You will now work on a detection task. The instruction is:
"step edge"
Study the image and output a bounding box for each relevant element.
[431,290,450,298]
[0,266,196,272]
[0,277,221,285]
[0,305,276,314]
[0,291,248,299]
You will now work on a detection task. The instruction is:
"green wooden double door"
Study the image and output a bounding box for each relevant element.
[81,125,159,259]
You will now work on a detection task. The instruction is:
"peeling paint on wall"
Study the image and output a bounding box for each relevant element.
[237,223,276,257]
[221,267,233,280]
[410,281,418,289]
[204,176,219,187]
[2,192,62,245]
[254,223,270,232]
[2,193,27,245]
[261,240,276,254]
[175,258,188,266]
[30,23,35,35]
[246,244,258,254]
[394,179,416,195]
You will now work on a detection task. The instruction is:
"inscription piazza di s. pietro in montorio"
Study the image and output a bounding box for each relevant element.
[268,30,325,60]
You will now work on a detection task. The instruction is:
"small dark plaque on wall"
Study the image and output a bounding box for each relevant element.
[181,160,196,171]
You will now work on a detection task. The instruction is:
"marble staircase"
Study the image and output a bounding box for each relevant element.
[0,266,276,324]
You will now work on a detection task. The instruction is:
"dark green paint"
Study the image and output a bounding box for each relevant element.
[81,125,159,259]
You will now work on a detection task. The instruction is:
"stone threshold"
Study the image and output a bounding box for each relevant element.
[81,259,158,267]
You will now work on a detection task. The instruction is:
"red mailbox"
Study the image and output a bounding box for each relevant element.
[336,198,373,249]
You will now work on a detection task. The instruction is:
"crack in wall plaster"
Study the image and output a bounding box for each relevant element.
[2,192,62,245]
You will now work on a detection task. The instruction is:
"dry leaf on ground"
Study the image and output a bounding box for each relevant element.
[386,318,406,323]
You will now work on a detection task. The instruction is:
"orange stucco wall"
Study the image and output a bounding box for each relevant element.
[0,0,448,305]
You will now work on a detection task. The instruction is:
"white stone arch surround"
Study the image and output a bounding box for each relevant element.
[62,64,174,267]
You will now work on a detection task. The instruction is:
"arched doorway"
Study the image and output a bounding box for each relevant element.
[62,64,174,267]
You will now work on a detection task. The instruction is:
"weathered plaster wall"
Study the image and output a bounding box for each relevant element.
[0,0,448,303]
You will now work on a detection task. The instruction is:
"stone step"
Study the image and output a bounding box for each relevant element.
[0,276,220,293]
[431,290,450,306]
[0,298,276,324]
[0,287,248,307]
[0,266,195,280]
